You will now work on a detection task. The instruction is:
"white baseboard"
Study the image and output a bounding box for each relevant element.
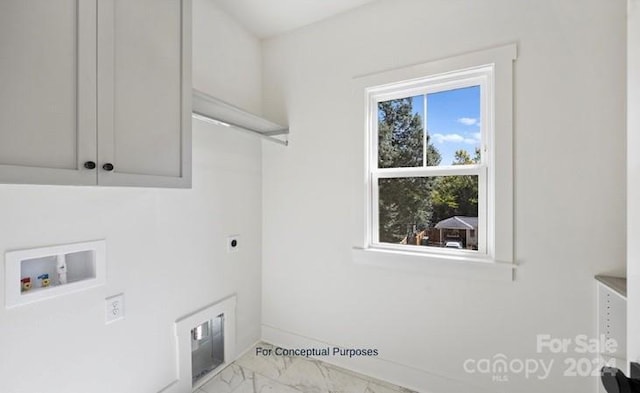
[262,324,489,393]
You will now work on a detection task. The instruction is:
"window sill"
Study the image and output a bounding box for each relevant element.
[351,247,515,281]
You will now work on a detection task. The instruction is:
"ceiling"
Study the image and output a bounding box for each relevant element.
[212,0,378,39]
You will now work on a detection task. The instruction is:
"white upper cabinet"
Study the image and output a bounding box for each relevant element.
[97,0,191,187]
[0,0,97,185]
[0,0,191,188]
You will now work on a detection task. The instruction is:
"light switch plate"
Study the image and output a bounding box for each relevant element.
[105,293,124,324]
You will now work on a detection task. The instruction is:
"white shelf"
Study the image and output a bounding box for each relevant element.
[595,275,627,298]
[192,89,289,146]
[5,240,106,308]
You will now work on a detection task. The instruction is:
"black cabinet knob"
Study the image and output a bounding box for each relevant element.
[102,163,114,171]
[83,161,96,170]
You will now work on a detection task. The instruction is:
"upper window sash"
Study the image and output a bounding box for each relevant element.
[369,69,492,171]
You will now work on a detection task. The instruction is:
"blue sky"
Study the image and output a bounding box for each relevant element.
[411,85,481,166]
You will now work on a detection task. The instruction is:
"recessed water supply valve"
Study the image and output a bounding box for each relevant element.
[37,274,50,288]
[20,277,31,292]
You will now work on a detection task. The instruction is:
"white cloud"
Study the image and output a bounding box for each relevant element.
[463,138,479,145]
[432,133,479,145]
[458,117,478,126]
[432,133,464,143]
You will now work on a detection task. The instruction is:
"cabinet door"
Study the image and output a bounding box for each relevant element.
[97,0,191,188]
[0,0,98,185]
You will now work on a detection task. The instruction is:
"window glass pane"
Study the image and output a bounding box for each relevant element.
[377,96,424,168]
[426,86,481,166]
[378,175,479,250]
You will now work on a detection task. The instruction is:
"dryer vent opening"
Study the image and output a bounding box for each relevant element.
[172,295,236,392]
[191,314,224,384]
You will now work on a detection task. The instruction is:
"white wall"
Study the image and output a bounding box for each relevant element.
[0,1,263,392]
[261,0,626,392]
[193,0,262,111]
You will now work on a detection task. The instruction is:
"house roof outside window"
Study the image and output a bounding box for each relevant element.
[434,216,478,230]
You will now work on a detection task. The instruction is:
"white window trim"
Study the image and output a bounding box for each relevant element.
[352,44,517,281]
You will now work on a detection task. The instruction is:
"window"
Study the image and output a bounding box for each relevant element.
[370,67,490,256]
[354,44,516,273]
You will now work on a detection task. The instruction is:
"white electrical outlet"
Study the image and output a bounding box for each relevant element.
[105,293,125,324]
[228,235,240,253]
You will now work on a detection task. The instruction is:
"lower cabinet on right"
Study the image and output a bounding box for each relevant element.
[596,276,627,393]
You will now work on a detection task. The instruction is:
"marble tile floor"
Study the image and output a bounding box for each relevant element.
[197,343,418,393]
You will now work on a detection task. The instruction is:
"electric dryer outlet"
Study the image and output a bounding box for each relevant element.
[228,235,240,253]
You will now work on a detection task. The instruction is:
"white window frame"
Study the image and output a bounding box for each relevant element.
[370,70,490,256]
[352,44,517,280]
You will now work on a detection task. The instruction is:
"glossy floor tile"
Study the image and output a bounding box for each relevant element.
[197,342,418,393]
